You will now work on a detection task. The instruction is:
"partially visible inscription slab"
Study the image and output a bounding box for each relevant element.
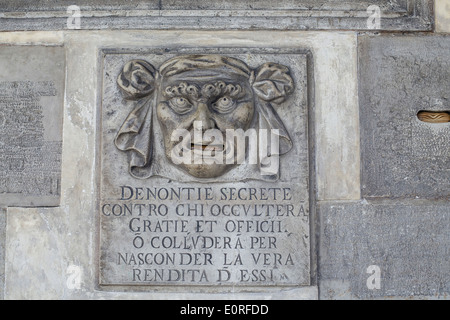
[359,35,450,199]
[0,208,5,300]
[0,0,433,31]
[319,201,450,299]
[99,48,312,287]
[0,46,64,207]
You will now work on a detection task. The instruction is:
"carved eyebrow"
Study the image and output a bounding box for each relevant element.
[163,82,199,98]
[201,81,246,99]
[163,81,247,100]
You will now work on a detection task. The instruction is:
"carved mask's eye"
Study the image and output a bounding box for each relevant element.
[168,97,193,114]
[212,96,236,114]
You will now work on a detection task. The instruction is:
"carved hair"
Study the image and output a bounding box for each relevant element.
[163,81,245,100]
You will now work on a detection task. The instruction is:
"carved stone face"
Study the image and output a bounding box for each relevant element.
[156,71,255,178]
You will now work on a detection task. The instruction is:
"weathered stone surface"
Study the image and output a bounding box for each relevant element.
[164,0,407,10]
[0,0,433,31]
[2,30,360,299]
[99,48,312,287]
[319,201,450,299]
[0,0,159,11]
[0,46,65,207]
[359,35,450,199]
[436,0,450,32]
[0,208,5,300]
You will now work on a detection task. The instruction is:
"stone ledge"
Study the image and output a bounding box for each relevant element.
[0,0,434,31]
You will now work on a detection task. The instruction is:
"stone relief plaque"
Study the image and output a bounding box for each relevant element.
[0,0,433,31]
[0,46,64,207]
[99,48,312,287]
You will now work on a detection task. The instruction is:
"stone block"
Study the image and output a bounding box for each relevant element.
[359,35,450,199]
[319,201,450,299]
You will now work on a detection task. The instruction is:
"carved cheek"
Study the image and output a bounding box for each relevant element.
[229,102,255,129]
[211,102,254,131]
[157,102,179,133]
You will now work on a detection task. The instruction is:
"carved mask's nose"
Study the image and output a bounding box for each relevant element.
[194,102,215,130]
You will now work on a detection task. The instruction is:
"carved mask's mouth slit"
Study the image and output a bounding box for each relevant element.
[417,110,450,123]
[190,143,225,152]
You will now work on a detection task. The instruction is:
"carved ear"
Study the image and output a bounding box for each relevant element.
[252,63,294,104]
[117,60,157,100]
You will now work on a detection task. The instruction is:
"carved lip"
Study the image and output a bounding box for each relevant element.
[190,143,225,152]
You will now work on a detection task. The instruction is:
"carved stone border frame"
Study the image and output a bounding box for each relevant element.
[0,0,434,31]
[94,46,317,293]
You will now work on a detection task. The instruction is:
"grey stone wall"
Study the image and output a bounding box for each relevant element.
[0,0,448,300]
[316,32,450,300]
[318,32,450,299]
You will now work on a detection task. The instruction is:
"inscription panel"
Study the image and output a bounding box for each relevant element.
[99,48,312,287]
[0,46,64,207]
